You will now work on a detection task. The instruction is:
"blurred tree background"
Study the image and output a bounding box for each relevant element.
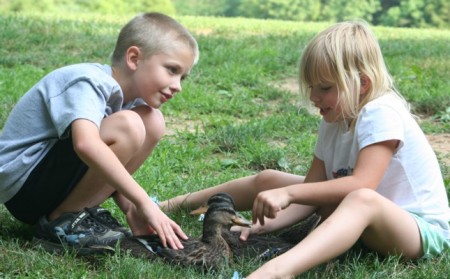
[0,0,176,15]
[0,0,448,28]
[173,0,449,28]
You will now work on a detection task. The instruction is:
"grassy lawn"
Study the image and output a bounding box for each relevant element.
[0,12,449,278]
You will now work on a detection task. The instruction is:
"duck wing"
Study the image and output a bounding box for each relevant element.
[157,238,229,271]
[224,231,293,260]
[119,234,162,260]
[277,213,321,243]
[119,235,228,271]
[224,213,321,260]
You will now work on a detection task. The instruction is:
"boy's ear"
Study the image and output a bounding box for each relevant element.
[360,75,371,95]
[126,46,140,71]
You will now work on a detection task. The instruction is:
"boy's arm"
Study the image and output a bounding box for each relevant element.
[71,119,187,248]
[113,192,159,235]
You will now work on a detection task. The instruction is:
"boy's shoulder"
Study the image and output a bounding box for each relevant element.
[52,63,110,77]
[43,63,117,88]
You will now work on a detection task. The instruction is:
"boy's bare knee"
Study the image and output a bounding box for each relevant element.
[102,110,146,150]
[137,106,165,144]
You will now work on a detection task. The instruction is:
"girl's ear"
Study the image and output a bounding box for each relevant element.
[125,46,140,71]
[360,75,371,95]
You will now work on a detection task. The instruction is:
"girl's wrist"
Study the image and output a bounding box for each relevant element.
[252,222,271,235]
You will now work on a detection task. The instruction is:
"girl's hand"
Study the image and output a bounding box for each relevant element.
[231,221,266,241]
[252,188,291,225]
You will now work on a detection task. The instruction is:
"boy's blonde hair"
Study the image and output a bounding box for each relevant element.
[112,12,199,67]
[299,20,408,127]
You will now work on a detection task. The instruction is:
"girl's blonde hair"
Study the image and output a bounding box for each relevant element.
[299,20,408,128]
[112,12,199,67]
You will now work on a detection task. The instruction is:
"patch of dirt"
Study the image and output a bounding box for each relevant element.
[164,116,202,136]
[426,134,450,166]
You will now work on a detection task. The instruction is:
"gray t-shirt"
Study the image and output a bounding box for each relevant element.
[0,63,146,203]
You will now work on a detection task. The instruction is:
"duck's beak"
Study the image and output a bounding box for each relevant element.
[231,213,252,227]
[190,204,208,215]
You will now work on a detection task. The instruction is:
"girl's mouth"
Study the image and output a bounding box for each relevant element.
[319,107,330,116]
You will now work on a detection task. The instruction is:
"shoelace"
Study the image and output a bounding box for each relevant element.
[81,214,108,233]
[95,210,122,229]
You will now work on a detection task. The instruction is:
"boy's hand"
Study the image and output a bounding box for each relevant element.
[126,201,188,250]
[252,188,291,226]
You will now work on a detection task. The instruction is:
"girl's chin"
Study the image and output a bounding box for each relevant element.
[322,115,341,123]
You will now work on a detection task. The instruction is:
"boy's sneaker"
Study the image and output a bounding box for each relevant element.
[85,206,132,237]
[32,210,124,256]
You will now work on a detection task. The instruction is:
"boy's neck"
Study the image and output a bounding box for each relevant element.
[111,66,131,103]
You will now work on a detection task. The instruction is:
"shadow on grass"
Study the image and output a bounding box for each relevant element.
[0,204,35,244]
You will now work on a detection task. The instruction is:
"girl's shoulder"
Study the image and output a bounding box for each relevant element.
[361,93,411,120]
[365,93,406,109]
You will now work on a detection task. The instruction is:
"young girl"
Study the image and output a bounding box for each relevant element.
[160,20,450,277]
[0,12,198,255]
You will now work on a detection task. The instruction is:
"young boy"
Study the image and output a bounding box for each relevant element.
[0,12,199,255]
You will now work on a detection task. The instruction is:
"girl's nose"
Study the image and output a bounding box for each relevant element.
[170,77,182,93]
[309,90,320,102]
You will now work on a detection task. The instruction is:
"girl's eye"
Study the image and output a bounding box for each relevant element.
[320,86,332,91]
[167,66,178,74]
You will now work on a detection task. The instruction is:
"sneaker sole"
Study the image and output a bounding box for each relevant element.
[32,237,115,256]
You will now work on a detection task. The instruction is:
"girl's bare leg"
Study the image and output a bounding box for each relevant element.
[160,170,305,211]
[247,188,422,279]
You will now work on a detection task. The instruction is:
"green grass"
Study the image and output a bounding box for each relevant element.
[0,12,449,278]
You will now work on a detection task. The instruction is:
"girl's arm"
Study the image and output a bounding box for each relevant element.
[239,155,327,237]
[253,140,398,225]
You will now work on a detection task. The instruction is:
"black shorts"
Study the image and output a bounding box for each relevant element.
[5,136,88,225]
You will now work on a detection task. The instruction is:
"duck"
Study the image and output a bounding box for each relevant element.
[221,211,320,260]
[119,193,252,271]
[190,193,321,260]
[119,193,320,270]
